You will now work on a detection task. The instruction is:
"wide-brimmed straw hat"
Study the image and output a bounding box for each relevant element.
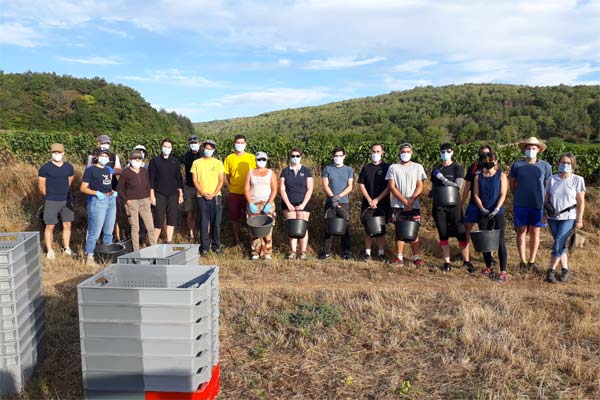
[518,137,547,152]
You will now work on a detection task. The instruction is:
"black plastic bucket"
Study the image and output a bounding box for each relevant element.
[362,208,387,237]
[470,229,500,252]
[117,239,134,254]
[394,220,420,242]
[285,219,308,239]
[247,215,274,238]
[325,207,348,236]
[94,243,127,264]
[433,186,460,207]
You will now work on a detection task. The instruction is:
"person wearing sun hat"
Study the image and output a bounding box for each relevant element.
[509,136,552,272]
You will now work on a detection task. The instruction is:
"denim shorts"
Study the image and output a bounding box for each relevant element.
[514,206,546,227]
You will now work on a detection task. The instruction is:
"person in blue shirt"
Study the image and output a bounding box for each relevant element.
[38,143,75,260]
[509,137,552,272]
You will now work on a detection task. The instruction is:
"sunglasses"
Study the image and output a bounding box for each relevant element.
[440,150,453,153]
[290,155,301,158]
[257,158,267,162]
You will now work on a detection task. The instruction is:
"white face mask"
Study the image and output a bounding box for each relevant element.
[371,153,382,163]
[525,148,538,159]
[256,160,267,168]
[290,156,301,165]
[98,156,109,166]
[204,149,214,157]
[52,153,63,162]
[333,156,344,166]
[131,160,143,169]
[234,143,246,152]
[190,143,200,152]
[99,144,110,151]
[162,147,172,156]
[400,153,412,163]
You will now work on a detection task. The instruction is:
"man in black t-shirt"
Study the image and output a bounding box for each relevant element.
[180,135,203,240]
[358,144,390,261]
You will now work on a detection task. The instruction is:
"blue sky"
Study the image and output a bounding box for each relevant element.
[1,0,600,122]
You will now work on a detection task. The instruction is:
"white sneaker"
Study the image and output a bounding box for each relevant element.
[251,255,260,260]
[264,254,272,260]
[63,248,74,257]
[46,250,56,261]
[86,255,98,267]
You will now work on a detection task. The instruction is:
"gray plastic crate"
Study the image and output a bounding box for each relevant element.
[78,302,210,324]
[0,312,45,356]
[83,366,212,392]
[0,296,45,332]
[81,334,211,357]
[0,328,44,395]
[116,244,200,265]
[0,232,40,265]
[0,247,40,279]
[78,264,216,306]
[0,267,42,306]
[1,286,43,320]
[82,350,210,375]
[79,317,211,340]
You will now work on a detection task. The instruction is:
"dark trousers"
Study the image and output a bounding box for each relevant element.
[198,196,223,252]
[324,203,352,255]
[480,213,507,271]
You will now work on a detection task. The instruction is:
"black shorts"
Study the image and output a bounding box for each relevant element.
[390,208,421,223]
[361,203,391,221]
[281,200,311,212]
[43,200,75,225]
[154,192,179,228]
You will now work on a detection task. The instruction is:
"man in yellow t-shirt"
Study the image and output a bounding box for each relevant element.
[223,134,256,243]
[191,139,225,255]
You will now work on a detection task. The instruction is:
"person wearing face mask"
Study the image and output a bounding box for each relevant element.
[385,143,427,267]
[191,140,225,256]
[224,134,256,244]
[180,135,203,241]
[473,152,509,282]
[244,152,277,260]
[543,153,585,283]
[430,143,472,273]
[148,138,184,244]
[509,137,552,272]
[116,150,157,251]
[358,144,391,262]
[38,143,75,260]
[320,147,354,260]
[280,148,314,260]
[80,148,119,266]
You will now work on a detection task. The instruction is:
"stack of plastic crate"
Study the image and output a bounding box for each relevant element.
[0,232,46,396]
[116,244,200,265]
[78,263,219,400]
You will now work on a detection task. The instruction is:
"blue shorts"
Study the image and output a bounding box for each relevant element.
[464,203,481,223]
[514,207,546,228]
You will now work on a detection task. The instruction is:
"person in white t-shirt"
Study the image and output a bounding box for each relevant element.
[544,153,585,283]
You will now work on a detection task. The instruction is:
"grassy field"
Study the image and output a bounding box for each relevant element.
[1,161,599,399]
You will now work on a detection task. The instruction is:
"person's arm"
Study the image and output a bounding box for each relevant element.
[473,175,484,210]
[461,180,471,207]
[114,155,122,174]
[116,171,128,203]
[338,178,353,198]
[38,177,46,198]
[358,183,372,203]
[494,173,508,210]
[244,170,253,204]
[176,162,184,204]
[299,177,314,211]
[80,181,97,196]
[575,191,585,229]
[279,177,293,210]
[212,171,224,198]
[267,170,278,205]
[68,175,74,188]
[406,179,423,209]
[388,179,409,207]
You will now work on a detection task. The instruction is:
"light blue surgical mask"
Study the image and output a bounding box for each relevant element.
[525,149,538,159]
[558,163,572,173]
[162,147,172,156]
[190,143,200,152]
[204,149,214,157]
[441,151,452,161]
[98,156,109,166]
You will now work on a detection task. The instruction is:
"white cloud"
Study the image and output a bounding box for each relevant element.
[203,88,334,107]
[393,59,437,73]
[121,69,223,88]
[0,22,40,47]
[278,58,291,66]
[56,56,120,65]
[304,57,385,70]
[383,76,431,91]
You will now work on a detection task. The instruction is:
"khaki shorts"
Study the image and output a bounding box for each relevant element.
[183,185,198,213]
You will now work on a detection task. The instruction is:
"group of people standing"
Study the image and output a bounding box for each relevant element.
[38,134,586,283]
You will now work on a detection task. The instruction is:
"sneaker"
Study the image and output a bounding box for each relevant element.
[200,250,209,257]
[546,268,557,283]
[442,262,452,273]
[46,250,56,261]
[319,252,331,260]
[559,268,571,282]
[498,271,508,283]
[63,248,74,257]
[378,254,386,262]
[251,255,260,261]
[85,254,98,267]
[464,261,476,273]
[287,252,297,260]
[391,257,404,266]
[363,253,372,262]
[482,267,493,278]
[299,253,308,261]
[519,261,529,271]
[264,254,272,261]
[414,258,425,268]
[212,248,222,255]
[342,252,352,260]
[528,262,540,273]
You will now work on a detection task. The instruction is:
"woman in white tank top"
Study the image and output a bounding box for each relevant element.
[244,151,278,260]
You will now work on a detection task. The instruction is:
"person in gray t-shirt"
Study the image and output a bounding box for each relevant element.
[321,147,354,259]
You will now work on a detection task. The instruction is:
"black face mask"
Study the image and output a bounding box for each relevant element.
[482,161,495,169]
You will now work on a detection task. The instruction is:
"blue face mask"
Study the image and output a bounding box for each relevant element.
[558,163,572,173]
[204,149,214,157]
[525,149,538,159]
[441,151,452,161]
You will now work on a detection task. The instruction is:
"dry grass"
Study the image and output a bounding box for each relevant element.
[2,161,599,399]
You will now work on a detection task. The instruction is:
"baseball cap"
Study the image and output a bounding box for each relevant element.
[188,135,200,143]
[97,134,111,144]
[134,144,147,151]
[399,143,412,150]
[255,151,268,160]
[130,150,144,159]
[94,148,111,157]
[203,139,217,148]
[50,143,64,153]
